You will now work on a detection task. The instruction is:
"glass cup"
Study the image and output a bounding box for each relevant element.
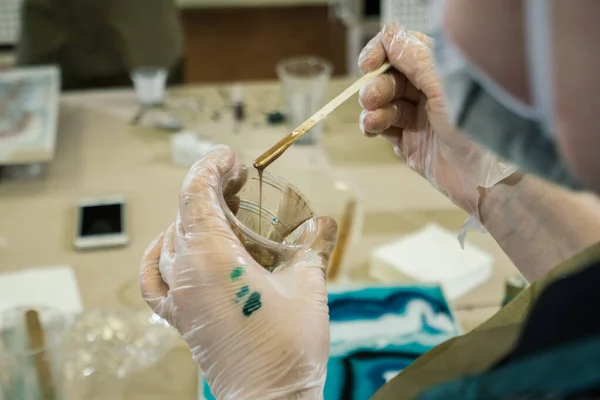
[276,56,333,145]
[218,167,318,270]
[131,67,168,106]
[0,306,69,400]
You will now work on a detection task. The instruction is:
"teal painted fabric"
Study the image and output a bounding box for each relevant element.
[202,284,460,400]
[418,335,600,400]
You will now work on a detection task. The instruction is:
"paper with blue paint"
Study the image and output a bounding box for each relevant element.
[201,284,460,400]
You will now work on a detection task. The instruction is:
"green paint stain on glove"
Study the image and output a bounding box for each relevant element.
[242,292,262,317]
[229,266,244,281]
[236,285,249,299]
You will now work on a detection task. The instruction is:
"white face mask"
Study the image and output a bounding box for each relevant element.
[431,0,556,138]
[430,0,580,188]
[524,0,555,138]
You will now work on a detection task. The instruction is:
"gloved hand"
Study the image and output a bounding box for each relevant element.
[359,23,516,224]
[139,146,337,400]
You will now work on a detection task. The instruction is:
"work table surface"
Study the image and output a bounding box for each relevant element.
[0,78,515,398]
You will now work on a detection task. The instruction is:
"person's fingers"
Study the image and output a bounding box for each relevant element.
[380,23,439,99]
[360,100,418,135]
[360,109,379,138]
[380,127,429,175]
[407,29,433,47]
[163,223,176,254]
[359,25,432,73]
[392,99,418,129]
[173,150,262,288]
[358,33,385,73]
[380,127,406,159]
[179,145,236,234]
[159,223,176,286]
[140,233,169,312]
[222,164,248,199]
[279,216,338,273]
[285,216,317,248]
[171,208,260,291]
[359,70,421,111]
[226,196,241,215]
[222,164,247,215]
[360,108,389,135]
[310,216,339,268]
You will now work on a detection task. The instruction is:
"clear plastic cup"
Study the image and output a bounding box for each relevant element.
[218,167,318,270]
[276,56,333,145]
[0,306,69,400]
[131,67,168,106]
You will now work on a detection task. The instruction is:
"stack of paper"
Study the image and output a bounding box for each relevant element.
[369,223,494,299]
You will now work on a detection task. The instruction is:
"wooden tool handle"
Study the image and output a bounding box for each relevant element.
[295,62,392,135]
[25,310,56,400]
[254,62,392,170]
[327,198,357,281]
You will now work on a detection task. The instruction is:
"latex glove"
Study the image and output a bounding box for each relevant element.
[139,146,337,400]
[358,23,516,231]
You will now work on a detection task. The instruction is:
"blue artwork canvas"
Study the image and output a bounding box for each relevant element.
[201,284,460,400]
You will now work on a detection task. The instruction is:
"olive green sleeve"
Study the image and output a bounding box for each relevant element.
[371,241,600,400]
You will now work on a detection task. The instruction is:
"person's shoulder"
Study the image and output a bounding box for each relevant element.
[408,257,600,400]
[504,252,600,363]
[372,243,600,400]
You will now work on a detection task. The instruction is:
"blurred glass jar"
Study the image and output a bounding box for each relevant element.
[131,67,168,106]
[276,56,333,145]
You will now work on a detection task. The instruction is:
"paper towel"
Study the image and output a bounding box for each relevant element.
[369,223,494,299]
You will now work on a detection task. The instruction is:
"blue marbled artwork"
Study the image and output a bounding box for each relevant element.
[201,284,460,400]
[324,284,460,400]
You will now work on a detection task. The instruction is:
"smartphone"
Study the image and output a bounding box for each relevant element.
[74,195,129,250]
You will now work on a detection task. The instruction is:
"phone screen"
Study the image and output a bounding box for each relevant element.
[79,203,124,237]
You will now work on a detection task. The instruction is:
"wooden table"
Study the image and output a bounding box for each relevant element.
[0,78,516,398]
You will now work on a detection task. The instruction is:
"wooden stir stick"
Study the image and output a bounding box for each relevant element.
[25,310,56,400]
[253,62,392,170]
[327,196,357,281]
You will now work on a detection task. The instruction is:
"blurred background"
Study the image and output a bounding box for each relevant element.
[0,1,525,399]
[0,0,432,83]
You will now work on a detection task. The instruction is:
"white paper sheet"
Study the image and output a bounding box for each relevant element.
[370,223,494,299]
[0,266,83,327]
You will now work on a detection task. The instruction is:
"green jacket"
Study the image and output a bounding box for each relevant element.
[16,0,183,90]
[372,242,600,400]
